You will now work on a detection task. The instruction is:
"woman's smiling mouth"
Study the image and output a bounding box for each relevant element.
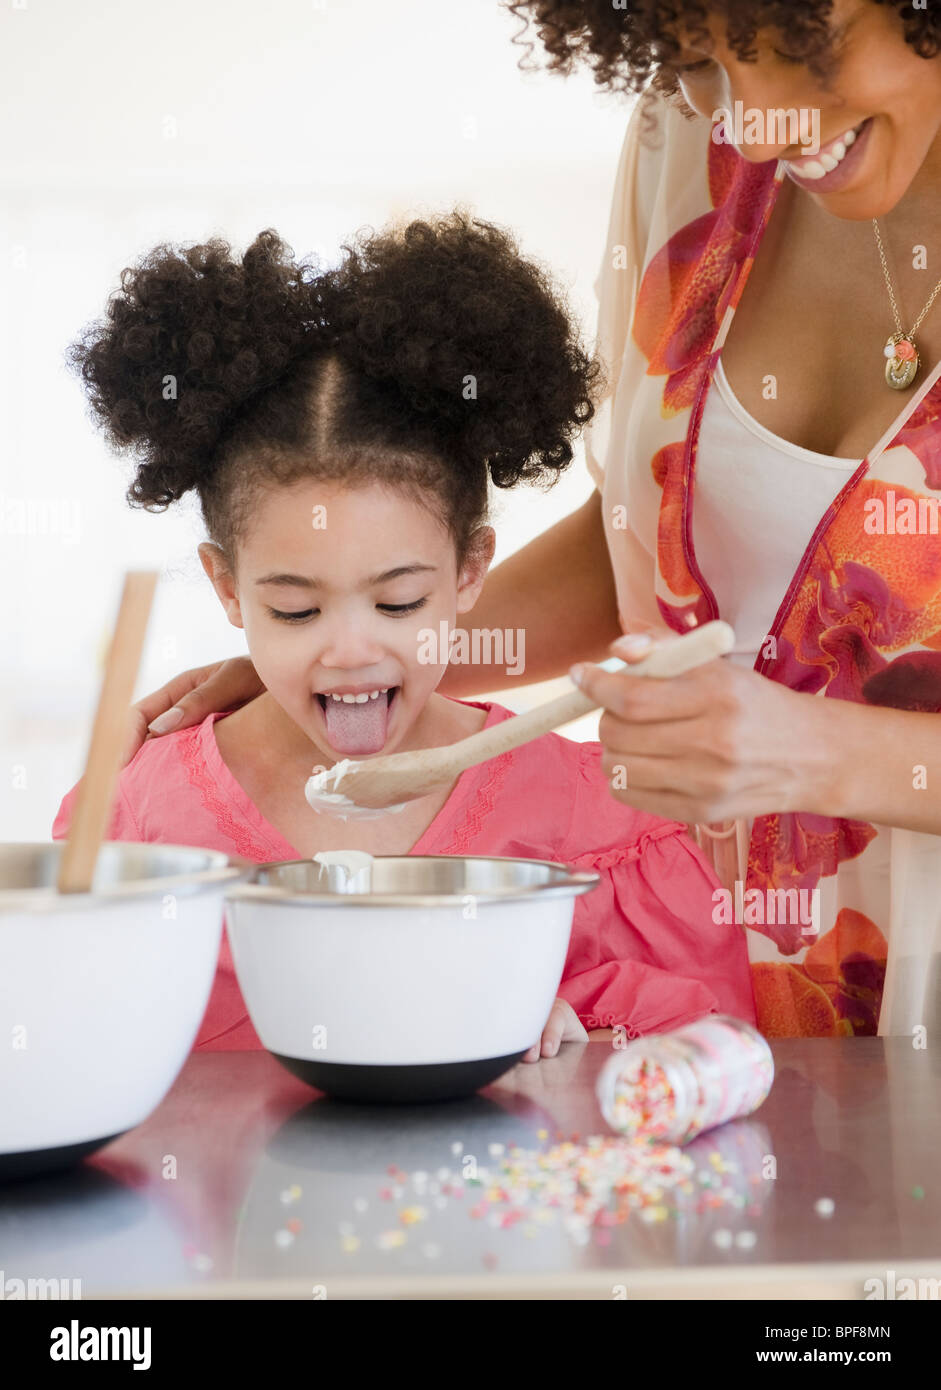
[782,117,874,191]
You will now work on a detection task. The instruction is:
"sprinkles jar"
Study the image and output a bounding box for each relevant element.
[597,1015,774,1146]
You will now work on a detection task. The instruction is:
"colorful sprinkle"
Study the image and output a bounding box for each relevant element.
[331,1119,766,1266]
[378,1229,406,1250]
[399,1206,428,1226]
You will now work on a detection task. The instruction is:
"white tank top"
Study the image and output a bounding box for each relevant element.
[693,359,862,667]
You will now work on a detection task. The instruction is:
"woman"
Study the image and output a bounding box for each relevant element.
[123,1,941,1038]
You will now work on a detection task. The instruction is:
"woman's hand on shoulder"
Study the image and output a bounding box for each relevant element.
[523,997,589,1063]
[121,656,266,767]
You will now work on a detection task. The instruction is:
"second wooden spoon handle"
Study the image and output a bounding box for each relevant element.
[56,571,158,894]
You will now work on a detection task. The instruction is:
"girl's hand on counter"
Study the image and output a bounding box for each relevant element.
[523,996,588,1062]
[570,634,836,825]
[121,656,266,766]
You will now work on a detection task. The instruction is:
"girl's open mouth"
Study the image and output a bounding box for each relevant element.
[314,686,399,756]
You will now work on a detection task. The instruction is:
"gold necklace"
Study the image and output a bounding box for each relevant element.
[873,218,941,390]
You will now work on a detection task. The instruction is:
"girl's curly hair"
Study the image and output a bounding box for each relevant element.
[504,1,941,101]
[67,213,601,567]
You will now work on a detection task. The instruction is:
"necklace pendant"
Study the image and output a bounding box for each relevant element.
[883,333,919,390]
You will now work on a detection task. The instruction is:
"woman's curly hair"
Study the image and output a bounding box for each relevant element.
[504,1,941,101]
[67,213,600,567]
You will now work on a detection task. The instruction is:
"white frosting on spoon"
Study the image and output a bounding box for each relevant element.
[305,759,409,820]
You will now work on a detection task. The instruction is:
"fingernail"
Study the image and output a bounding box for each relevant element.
[613,633,653,657]
[148,706,184,734]
[569,664,585,687]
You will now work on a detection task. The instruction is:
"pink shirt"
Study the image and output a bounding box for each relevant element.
[52,699,756,1048]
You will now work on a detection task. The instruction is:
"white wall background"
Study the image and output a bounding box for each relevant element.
[0,0,635,841]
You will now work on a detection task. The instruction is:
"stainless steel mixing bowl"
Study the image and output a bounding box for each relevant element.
[226,854,600,1103]
[1,842,246,1181]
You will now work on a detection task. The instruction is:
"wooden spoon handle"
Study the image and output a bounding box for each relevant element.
[443,620,735,769]
[56,571,159,894]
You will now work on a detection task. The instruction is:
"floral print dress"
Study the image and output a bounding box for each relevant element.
[585,92,941,1038]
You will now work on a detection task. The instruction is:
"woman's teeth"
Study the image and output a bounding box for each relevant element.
[784,121,865,179]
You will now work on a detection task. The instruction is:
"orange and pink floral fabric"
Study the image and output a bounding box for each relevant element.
[586,94,941,1036]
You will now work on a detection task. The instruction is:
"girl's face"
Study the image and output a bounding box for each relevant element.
[671,0,941,219]
[200,480,493,760]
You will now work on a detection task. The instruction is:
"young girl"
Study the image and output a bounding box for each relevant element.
[54,212,755,1056]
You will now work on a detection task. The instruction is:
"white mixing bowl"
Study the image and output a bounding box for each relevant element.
[225,855,599,1103]
[0,842,245,1181]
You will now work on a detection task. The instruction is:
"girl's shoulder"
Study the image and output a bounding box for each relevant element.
[52,712,223,846]
[121,710,216,795]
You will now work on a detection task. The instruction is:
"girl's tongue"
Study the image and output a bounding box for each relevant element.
[321,689,394,756]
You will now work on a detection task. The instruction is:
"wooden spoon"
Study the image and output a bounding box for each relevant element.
[56,570,159,894]
[306,619,735,817]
